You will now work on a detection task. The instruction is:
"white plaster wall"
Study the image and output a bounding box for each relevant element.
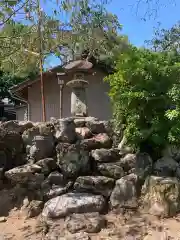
[15,106,27,121]
[28,69,112,122]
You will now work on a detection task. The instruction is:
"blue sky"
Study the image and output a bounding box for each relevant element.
[43,0,180,69]
[108,0,179,46]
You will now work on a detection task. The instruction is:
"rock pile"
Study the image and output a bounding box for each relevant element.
[1,117,180,239]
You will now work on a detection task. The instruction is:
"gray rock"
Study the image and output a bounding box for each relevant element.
[80,133,112,150]
[86,120,106,134]
[22,122,53,146]
[0,120,33,134]
[85,117,98,123]
[74,118,86,128]
[56,143,90,178]
[47,171,64,185]
[97,162,124,180]
[102,121,114,136]
[29,135,54,162]
[18,121,34,133]
[53,118,77,143]
[42,193,105,218]
[74,176,115,197]
[120,152,152,179]
[110,174,138,209]
[142,176,180,217]
[36,158,57,175]
[76,127,92,139]
[153,157,180,177]
[27,173,45,190]
[91,148,119,163]
[1,121,20,132]
[0,128,24,169]
[26,200,44,218]
[42,182,73,200]
[22,126,40,146]
[135,152,153,180]
[120,153,136,172]
[66,212,105,233]
[5,164,42,184]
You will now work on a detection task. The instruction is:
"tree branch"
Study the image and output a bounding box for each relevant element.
[0,0,29,27]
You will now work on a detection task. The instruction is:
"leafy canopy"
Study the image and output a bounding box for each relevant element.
[147,21,180,52]
[0,70,33,102]
[0,0,125,77]
[105,46,180,151]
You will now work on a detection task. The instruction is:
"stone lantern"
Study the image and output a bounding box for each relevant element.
[64,60,93,117]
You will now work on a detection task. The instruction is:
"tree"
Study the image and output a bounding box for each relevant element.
[105,46,180,155]
[0,70,32,102]
[146,21,180,52]
[0,21,40,77]
[0,0,125,77]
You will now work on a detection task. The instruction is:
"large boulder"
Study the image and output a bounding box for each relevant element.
[80,133,112,150]
[120,152,152,179]
[0,128,24,169]
[22,122,53,146]
[56,143,90,178]
[22,126,40,146]
[153,157,180,178]
[74,118,86,128]
[74,176,115,197]
[91,148,119,163]
[41,171,73,200]
[35,158,57,175]
[110,174,138,209]
[41,181,73,200]
[141,176,180,217]
[74,117,98,128]
[76,127,92,139]
[25,200,44,218]
[66,212,105,234]
[1,120,21,133]
[42,193,106,218]
[29,135,55,162]
[47,171,64,185]
[18,121,34,133]
[86,120,106,134]
[120,153,136,173]
[135,153,153,180]
[97,162,124,180]
[5,164,42,184]
[28,173,45,190]
[53,118,77,143]
[1,120,34,134]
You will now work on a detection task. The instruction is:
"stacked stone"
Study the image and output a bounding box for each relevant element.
[1,118,180,239]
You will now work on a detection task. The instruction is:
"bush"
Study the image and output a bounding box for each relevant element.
[105,46,180,154]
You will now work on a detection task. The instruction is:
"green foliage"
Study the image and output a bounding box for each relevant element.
[105,46,180,150]
[0,70,31,101]
[147,21,180,52]
[0,21,40,77]
[0,0,126,77]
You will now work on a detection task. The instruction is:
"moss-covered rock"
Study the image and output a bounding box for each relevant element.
[56,143,90,178]
[141,176,180,217]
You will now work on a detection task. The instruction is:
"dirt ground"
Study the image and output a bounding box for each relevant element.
[0,187,180,239]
